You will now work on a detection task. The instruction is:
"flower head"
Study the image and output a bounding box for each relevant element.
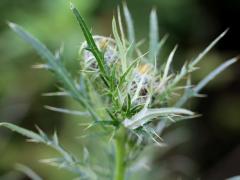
[80,35,118,70]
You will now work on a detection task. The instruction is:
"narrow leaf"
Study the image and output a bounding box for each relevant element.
[162,45,178,81]
[15,164,42,180]
[149,8,159,63]
[42,92,70,97]
[8,22,98,121]
[0,123,44,142]
[44,105,90,116]
[123,3,135,44]
[191,29,228,67]
[112,17,127,71]
[70,3,107,78]
[123,107,194,129]
[175,57,237,107]
[194,57,238,92]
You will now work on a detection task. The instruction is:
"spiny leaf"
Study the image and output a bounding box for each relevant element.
[0,123,78,171]
[163,30,229,95]
[123,3,135,44]
[117,6,126,49]
[39,157,84,175]
[175,57,238,107]
[119,58,138,86]
[149,8,159,63]
[15,164,42,180]
[8,22,56,68]
[119,53,146,86]
[8,22,98,121]
[123,107,194,129]
[112,17,127,71]
[190,29,229,67]
[0,122,44,142]
[194,57,238,92]
[32,64,51,70]
[44,105,90,116]
[70,3,108,79]
[42,92,70,97]
[162,45,178,81]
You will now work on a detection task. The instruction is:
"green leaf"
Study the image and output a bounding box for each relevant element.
[123,3,135,44]
[160,30,228,98]
[162,45,178,81]
[0,122,44,142]
[0,123,92,177]
[194,57,238,92]
[8,22,98,121]
[117,6,126,49]
[44,105,90,116]
[175,57,237,107]
[109,64,117,91]
[126,94,132,114]
[190,29,229,67]
[123,107,194,129]
[166,29,228,94]
[119,55,142,86]
[70,3,108,79]
[112,17,127,71]
[8,22,56,68]
[15,164,42,180]
[149,8,159,63]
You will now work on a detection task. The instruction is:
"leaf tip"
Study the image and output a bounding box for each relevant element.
[226,56,239,66]
[8,21,16,29]
[150,7,157,14]
[234,55,240,61]
[220,28,230,38]
[69,1,75,10]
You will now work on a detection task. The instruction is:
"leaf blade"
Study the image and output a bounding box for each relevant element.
[194,57,238,92]
[9,22,98,121]
[149,8,159,63]
[0,122,44,142]
[70,3,107,78]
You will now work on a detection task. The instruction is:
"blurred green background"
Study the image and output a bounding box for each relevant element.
[0,0,239,179]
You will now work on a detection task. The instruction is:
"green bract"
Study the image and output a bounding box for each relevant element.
[0,2,237,180]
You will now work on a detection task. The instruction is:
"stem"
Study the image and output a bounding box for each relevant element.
[114,126,126,180]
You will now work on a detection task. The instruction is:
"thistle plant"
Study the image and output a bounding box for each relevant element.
[0,3,237,180]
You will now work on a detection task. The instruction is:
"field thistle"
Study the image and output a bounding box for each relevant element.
[0,2,237,180]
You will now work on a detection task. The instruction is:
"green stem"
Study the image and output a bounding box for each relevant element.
[114,127,126,180]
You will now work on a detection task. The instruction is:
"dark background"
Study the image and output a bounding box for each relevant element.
[0,0,239,179]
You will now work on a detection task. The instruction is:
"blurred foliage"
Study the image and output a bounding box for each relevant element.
[0,0,239,179]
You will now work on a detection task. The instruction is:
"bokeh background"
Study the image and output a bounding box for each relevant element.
[0,0,239,179]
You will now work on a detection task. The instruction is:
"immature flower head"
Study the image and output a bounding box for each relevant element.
[79,35,118,70]
[130,63,155,105]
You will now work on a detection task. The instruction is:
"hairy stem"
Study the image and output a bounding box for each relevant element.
[114,126,126,180]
